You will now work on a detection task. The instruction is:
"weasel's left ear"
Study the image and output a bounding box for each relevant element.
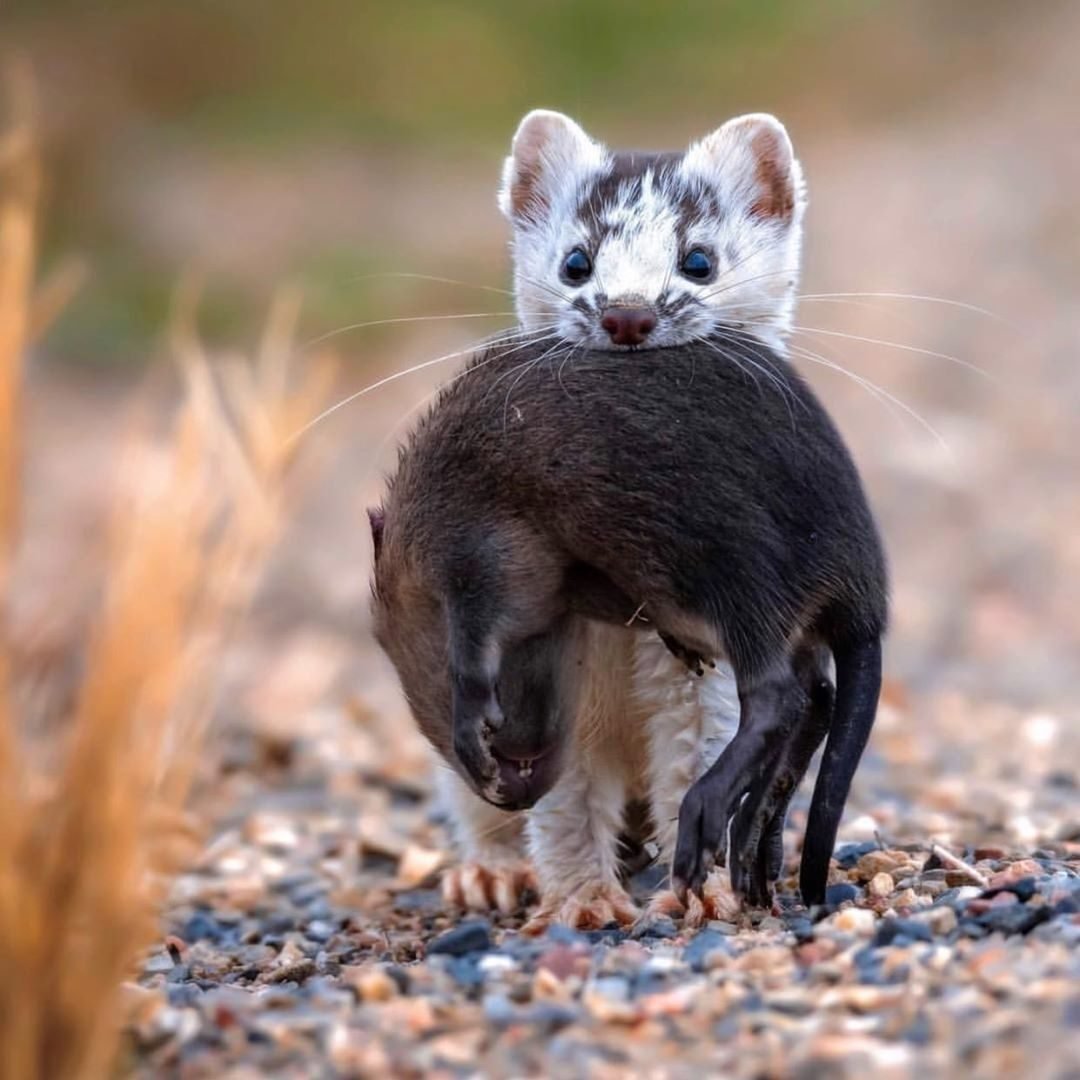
[368,506,385,561]
[685,113,805,225]
[498,109,606,225]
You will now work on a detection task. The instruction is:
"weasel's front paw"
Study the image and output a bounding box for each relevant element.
[522,882,640,936]
[640,875,742,930]
[441,861,537,916]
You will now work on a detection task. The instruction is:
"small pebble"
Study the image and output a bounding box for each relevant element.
[829,907,877,937]
[867,872,895,898]
[854,850,903,879]
[145,951,175,974]
[522,1002,580,1031]
[305,920,335,943]
[537,944,588,982]
[345,966,399,1003]
[976,903,1051,937]
[482,994,518,1027]
[825,883,860,907]
[834,841,880,869]
[874,918,933,947]
[631,915,679,940]
[427,919,492,957]
[683,930,732,972]
[911,905,958,935]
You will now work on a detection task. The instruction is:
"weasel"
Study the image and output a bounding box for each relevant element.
[483,109,814,923]
[376,110,832,926]
[369,337,887,914]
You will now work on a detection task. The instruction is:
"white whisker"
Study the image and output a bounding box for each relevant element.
[700,327,805,428]
[347,270,515,298]
[370,331,564,465]
[301,311,531,352]
[287,325,552,444]
[789,323,993,381]
[785,341,952,456]
[796,291,1003,322]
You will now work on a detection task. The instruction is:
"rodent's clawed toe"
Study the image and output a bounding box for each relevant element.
[657,631,711,677]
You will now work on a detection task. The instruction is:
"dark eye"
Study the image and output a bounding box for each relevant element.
[681,248,713,281]
[562,247,592,284]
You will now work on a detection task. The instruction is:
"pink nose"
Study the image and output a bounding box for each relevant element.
[600,307,656,347]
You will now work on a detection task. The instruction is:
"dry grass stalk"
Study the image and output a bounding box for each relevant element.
[0,62,38,590]
[0,89,335,1077]
[930,842,990,889]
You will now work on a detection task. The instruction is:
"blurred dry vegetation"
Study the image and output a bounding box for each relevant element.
[0,1,1078,1074]
[0,67,332,1077]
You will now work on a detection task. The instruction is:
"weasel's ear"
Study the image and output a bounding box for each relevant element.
[498,109,605,225]
[685,113,804,225]
[367,506,385,561]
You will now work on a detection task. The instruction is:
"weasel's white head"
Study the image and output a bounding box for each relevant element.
[499,110,805,354]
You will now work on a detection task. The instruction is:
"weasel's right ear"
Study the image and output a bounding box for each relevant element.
[367,506,385,561]
[498,109,606,225]
[685,113,805,226]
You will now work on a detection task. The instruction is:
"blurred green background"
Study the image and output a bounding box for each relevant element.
[3,0,1032,363]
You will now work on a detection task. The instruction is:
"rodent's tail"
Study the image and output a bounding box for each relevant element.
[799,636,882,905]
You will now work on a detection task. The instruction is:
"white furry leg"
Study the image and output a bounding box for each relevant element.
[521,622,641,933]
[522,754,637,933]
[634,636,742,925]
[435,767,536,916]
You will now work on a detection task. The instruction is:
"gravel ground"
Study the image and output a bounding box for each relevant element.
[121,689,1079,1079]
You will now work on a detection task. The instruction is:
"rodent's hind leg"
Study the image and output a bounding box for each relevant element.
[729,648,834,908]
[435,769,537,916]
[672,659,800,902]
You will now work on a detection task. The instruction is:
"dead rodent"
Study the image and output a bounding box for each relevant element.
[369,334,887,909]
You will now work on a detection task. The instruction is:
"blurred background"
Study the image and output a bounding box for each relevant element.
[4,0,1078,819]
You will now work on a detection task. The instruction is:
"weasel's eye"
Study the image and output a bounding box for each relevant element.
[561,247,593,284]
[680,249,713,281]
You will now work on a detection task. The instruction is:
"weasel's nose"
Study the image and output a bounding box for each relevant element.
[600,307,656,347]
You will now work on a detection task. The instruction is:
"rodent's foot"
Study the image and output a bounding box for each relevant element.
[728,805,784,909]
[672,775,741,901]
[441,861,537,916]
[521,882,639,936]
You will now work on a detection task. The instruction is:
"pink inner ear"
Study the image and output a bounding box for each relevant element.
[367,506,385,558]
[748,128,795,222]
[511,160,548,219]
[509,121,556,219]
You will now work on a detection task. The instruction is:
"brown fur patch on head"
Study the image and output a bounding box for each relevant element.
[747,123,796,223]
[508,123,550,220]
[691,113,799,228]
[500,110,605,225]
